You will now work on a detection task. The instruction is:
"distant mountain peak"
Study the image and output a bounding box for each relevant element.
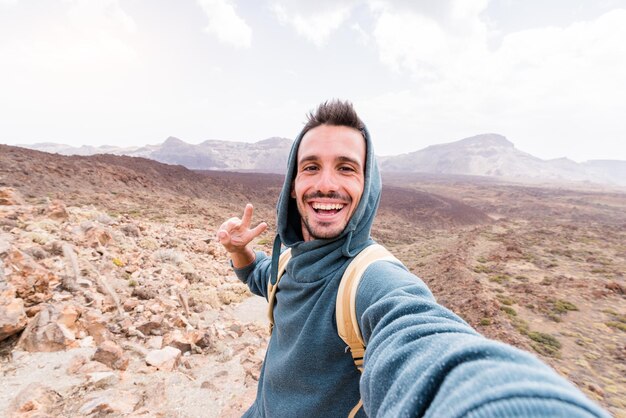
[256,137,292,146]
[457,133,513,148]
[162,136,186,146]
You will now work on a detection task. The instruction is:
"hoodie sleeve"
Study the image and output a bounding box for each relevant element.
[355,261,609,418]
[233,251,273,300]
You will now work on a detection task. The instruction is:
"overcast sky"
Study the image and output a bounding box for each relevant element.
[1,0,625,162]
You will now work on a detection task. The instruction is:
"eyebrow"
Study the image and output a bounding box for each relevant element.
[298,155,363,169]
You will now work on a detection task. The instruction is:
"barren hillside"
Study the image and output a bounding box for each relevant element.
[1,145,624,417]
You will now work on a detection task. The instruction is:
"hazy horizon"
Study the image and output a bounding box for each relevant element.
[1,1,625,162]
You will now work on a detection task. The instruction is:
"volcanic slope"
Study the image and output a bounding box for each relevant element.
[1,145,624,416]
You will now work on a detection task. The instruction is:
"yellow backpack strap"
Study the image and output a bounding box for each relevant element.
[267,248,292,334]
[336,244,398,372]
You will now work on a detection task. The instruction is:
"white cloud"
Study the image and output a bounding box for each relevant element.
[0,0,137,75]
[359,3,626,160]
[271,0,356,47]
[350,22,370,46]
[65,0,137,33]
[196,0,252,48]
[369,0,489,80]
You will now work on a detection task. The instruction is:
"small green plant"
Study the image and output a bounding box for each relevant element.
[500,306,517,316]
[604,311,626,332]
[477,256,487,263]
[489,274,509,284]
[547,312,562,323]
[257,238,271,245]
[479,318,492,326]
[527,331,561,357]
[514,275,529,282]
[128,279,138,287]
[112,258,125,267]
[473,264,491,274]
[511,317,529,334]
[552,299,578,314]
[606,321,626,332]
[496,295,515,306]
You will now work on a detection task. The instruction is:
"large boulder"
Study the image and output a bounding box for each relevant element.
[17,304,78,352]
[5,249,57,307]
[92,340,129,370]
[0,282,27,341]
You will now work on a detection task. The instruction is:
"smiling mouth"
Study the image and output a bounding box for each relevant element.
[311,202,345,214]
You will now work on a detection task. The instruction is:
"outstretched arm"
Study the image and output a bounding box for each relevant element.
[356,262,609,418]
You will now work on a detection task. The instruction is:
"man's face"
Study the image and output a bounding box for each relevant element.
[291,124,366,241]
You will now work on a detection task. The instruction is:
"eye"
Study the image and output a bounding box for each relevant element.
[302,164,319,172]
[339,165,356,172]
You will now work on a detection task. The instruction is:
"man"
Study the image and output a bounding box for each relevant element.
[217,100,607,417]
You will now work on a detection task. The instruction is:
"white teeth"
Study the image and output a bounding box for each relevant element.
[312,203,345,211]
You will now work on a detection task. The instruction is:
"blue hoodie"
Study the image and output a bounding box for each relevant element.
[233,126,608,417]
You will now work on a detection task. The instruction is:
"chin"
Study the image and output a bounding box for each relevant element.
[309,224,345,240]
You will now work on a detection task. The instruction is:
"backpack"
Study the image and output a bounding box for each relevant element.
[267,243,399,371]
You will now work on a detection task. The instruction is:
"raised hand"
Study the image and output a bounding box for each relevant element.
[217,204,268,261]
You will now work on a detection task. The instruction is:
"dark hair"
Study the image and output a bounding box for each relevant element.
[302,99,365,136]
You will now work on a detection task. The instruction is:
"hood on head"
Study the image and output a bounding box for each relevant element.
[274,125,381,258]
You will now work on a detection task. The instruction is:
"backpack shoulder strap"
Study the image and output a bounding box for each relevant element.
[336,244,398,372]
[267,248,292,333]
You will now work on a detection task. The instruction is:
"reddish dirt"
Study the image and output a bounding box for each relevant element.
[1,145,624,416]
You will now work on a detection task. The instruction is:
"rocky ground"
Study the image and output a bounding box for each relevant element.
[1,187,271,417]
[1,146,625,417]
[382,176,626,417]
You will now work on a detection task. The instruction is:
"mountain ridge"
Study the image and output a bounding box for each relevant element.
[14,134,626,187]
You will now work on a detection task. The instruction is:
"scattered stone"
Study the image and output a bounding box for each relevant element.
[124,298,140,312]
[25,245,47,260]
[45,199,69,221]
[0,187,25,205]
[605,281,625,295]
[80,310,112,344]
[79,394,116,415]
[132,286,158,300]
[92,340,129,370]
[145,346,181,371]
[163,329,197,353]
[57,304,81,331]
[137,319,163,336]
[67,353,89,374]
[147,335,164,349]
[17,304,77,352]
[83,225,113,248]
[43,240,65,256]
[0,292,27,341]
[7,382,62,416]
[87,371,120,389]
[201,380,218,390]
[121,223,140,237]
[5,249,56,306]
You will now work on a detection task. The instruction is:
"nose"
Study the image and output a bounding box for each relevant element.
[315,168,338,193]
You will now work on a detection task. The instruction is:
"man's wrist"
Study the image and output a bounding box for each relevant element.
[230,247,256,269]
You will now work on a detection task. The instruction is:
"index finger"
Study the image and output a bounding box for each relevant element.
[240,203,254,228]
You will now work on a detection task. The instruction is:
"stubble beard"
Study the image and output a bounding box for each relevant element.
[296,191,351,240]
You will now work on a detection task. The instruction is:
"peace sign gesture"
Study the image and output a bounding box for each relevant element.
[217,204,268,266]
